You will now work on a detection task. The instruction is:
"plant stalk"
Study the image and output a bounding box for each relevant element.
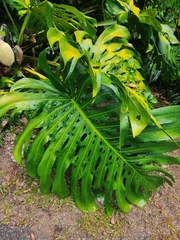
[2,0,19,37]
[17,10,32,46]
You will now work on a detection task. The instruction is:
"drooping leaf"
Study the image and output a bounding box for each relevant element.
[127,96,150,136]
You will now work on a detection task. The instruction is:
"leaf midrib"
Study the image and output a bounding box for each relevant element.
[72,99,157,191]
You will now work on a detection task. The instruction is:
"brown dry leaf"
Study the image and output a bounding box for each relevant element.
[110,214,115,224]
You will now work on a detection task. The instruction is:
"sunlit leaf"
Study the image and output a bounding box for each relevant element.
[47,28,82,68]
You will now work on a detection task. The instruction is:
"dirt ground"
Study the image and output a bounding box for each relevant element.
[0,129,180,240]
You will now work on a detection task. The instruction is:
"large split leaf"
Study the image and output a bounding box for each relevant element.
[0,78,180,215]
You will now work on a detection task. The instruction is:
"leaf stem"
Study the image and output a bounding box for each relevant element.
[2,0,19,37]
[23,67,47,79]
[17,10,32,46]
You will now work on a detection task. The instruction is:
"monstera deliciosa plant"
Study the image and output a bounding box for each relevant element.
[0,0,180,215]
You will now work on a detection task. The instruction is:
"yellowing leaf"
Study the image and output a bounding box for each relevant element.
[131,4,140,17]
[47,28,82,67]
[59,38,82,66]
[47,27,64,48]
[128,96,150,137]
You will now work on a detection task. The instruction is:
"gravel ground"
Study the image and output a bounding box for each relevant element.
[0,225,31,240]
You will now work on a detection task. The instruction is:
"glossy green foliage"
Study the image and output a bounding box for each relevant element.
[0,76,180,215]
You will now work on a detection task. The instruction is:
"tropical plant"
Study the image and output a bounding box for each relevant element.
[0,63,180,216]
[1,23,180,216]
[0,0,180,216]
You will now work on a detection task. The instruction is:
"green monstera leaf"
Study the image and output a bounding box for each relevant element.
[0,73,180,216]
